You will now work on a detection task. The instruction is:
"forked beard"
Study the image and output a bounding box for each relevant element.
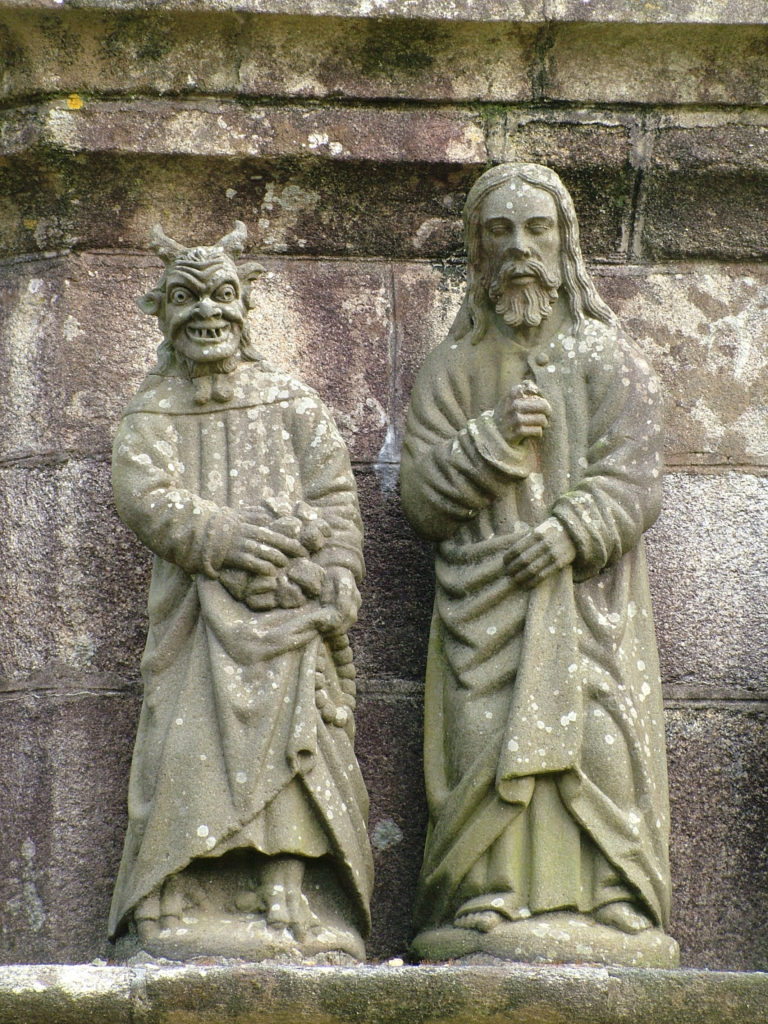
[487,259,562,328]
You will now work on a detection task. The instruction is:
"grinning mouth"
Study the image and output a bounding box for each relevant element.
[185,323,230,342]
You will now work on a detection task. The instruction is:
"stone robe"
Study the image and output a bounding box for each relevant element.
[400,316,671,933]
[108,358,372,938]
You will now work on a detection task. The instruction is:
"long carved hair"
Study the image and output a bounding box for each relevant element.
[454,164,616,345]
[138,221,265,372]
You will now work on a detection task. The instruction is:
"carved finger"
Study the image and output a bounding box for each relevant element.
[514,397,552,416]
[236,555,280,576]
[240,540,289,567]
[245,576,277,594]
[245,592,279,611]
[503,532,539,562]
[510,552,557,586]
[241,526,305,560]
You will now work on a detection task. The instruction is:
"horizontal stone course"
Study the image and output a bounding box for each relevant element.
[0,254,393,464]
[1,685,766,969]
[0,961,767,1024]
[5,255,765,469]
[2,100,487,167]
[393,260,768,469]
[2,104,768,259]
[0,690,139,965]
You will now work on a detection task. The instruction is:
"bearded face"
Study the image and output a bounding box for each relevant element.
[477,183,562,329]
[159,253,246,366]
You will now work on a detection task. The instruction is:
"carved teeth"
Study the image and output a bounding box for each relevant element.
[186,325,228,341]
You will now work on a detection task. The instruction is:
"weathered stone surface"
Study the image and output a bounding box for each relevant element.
[3,0,767,24]
[0,254,391,463]
[647,473,768,697]
[499,114,636,257]
[0,257,158,460]
[4,100,485,167]
[352,470,434,686]
[249,260,392,462]
[2,961,767,1024]
[0,966,133,1024]
[640,121,768,260]
[545,25,768,105]
[356,692,427,958]
[666,704,768,971]
[0,153,473,258]
[594,263,768,468]
[0,11,534,104]
[0,691,138,964]
[0,460,149,686]
[392,261,768,469]
[392,261,465,450]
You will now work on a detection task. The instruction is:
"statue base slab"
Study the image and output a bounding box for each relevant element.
[411,911,680,968]
[122,912,364,963]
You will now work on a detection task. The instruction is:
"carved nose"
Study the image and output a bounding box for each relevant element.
[196,297,221,318]
[506,235,530,258]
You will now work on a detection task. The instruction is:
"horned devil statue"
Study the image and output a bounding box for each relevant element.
[109,222,373,962]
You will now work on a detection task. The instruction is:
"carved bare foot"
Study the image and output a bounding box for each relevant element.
[259,856,318,942]
[455,909,506,933]
[594,901,654,933]
[135,892,162,941]
[454,893,530,932]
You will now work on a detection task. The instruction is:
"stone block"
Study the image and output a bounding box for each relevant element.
[0,254,391,463]
[100,962,768,1024]
[640,122,768,260]
[17,100,484,168]
[0,11,535,104]
[666,704,768,971]
[0,150,473,259]
[0,460,149,686]
[0,966,133,1024]
[593,263,768,469]
[0,690,139,964]
[647,473,768,697]
[392,261,465,451]
[0,255,159,460]
[393,261,768,470]
[248,260,392,463]
[500,115,636,257]
[544,25,768,105]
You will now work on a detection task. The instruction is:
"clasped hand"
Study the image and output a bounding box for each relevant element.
[222,509,310,575]
[503,517,576,589]
[492,381,552,445]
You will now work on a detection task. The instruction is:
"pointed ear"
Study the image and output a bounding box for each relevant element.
[239,261,265,309]
[137,289,162,316]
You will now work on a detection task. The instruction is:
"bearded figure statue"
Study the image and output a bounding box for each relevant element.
[108,222,372,961]
[401,164,678,966]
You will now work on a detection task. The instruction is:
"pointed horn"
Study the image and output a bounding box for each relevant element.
[149,224,186,265]
[217,220,247,256]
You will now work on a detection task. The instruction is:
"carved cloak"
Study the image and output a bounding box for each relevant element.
[400,317,671,933]
[108,359,372,938]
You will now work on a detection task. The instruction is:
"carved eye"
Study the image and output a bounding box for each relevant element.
[214,283,237,303]
[527,220,553,236]
[169,287,192,305]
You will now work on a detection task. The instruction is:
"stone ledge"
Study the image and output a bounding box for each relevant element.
[3,0,767,24]
[0,962,766,1024]
[0,100,487,166]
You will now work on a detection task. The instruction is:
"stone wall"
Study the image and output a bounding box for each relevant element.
[0,0,766,971]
